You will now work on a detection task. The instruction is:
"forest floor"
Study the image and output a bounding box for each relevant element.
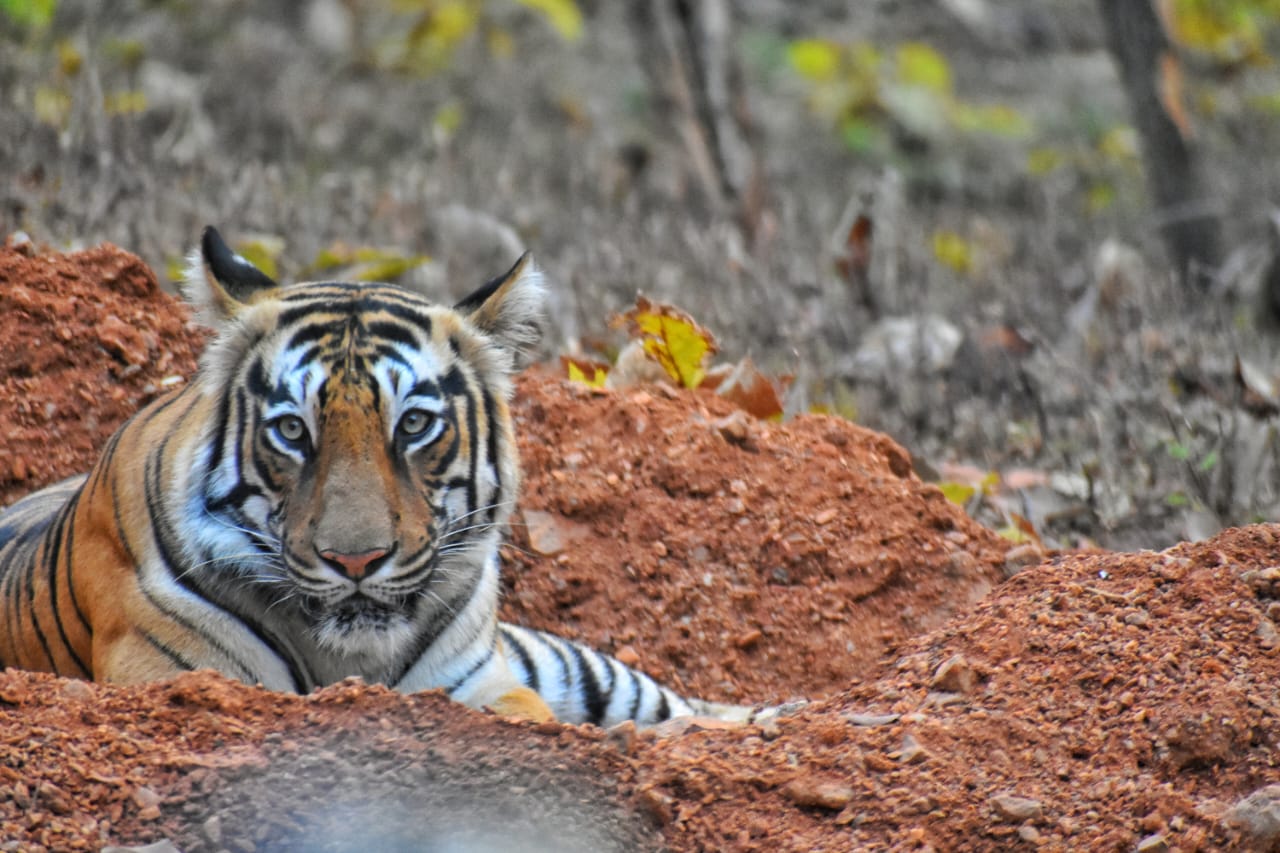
[5,0,1280,553]
[1,241,1279,851]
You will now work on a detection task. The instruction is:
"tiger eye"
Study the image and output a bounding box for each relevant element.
[399,410,432,436]
[275,415,306,443]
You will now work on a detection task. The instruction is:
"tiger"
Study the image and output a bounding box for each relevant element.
[0,227,783,728]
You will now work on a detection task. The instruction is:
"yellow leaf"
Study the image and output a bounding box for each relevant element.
[57,40,83,77]
[33,86,71,128]
[1097,125,1139,162]
[931,230,973,275]
[996,524,1034,544]
[486,27,516,59]
[103,90,147,116]
[234,236,285,281]
[939,482,976,506]
[1166,0,1265,64]
[895,42,951,94]
[431,1,479,45]
[348,255,429,282]
[516,0,583,41]
[433,101,464,137]
[307,242,428,282]
[1086,182,1116,214]
[1026,147,1064,176]
[563,356,608,388]
[952,103,1031,137]
[615,297,718,389]
[788,39,841,81]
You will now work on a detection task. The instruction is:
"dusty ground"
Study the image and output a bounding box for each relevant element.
[3,244,1280,852]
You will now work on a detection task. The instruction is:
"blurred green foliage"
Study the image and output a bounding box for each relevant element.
[786,38,1030,157]
[375,0,581,75]
[0,0,55,28]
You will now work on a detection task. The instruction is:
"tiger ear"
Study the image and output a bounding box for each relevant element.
[183,226,279,324]
[455,252,547,368]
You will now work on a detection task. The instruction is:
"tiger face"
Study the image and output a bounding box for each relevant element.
[184,228,544,664]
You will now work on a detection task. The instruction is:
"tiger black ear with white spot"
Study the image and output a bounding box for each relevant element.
[183,226,280,326]
[456,252,547,370]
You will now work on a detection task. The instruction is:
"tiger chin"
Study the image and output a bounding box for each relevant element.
[0,227,784,729]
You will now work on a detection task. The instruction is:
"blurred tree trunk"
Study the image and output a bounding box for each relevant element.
[1097,0,1223,288]
[629,0,764,241]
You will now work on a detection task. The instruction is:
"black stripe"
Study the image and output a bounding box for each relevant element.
[369,345,412,371]
[460,385,479,519]
[61,507,93,642]
[446,646,494,695]
[366,321,419,350]
[285,321,338,353]
[567,642,607,726]
[482,386,502,525]
[139,629,197,671]
[205,384,234,475]
[501,627,540,692]
[656,691,671,723]
[541,633,574,701]
[44,497,90,676]
[23,532,57,671]
[626,666,643,721]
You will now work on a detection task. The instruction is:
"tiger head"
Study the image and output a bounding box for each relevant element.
[181,227,545,662]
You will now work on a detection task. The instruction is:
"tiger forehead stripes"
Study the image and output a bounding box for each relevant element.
[0,227,782,728]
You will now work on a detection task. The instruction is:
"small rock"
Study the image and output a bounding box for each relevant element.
[898,733,928,764]
[132,786,163,810]
[846,712,901,727]
[990,793,1043,822]
[814,507,838,525]
[713,410,752,444]
[614,645,641,667]
[523,509,591,557]
[36,782,72,815]
[781,776,856,811]
[1017,825,1042,843]
[1225,784,1280,848]
[1136,833,1169,853]
[606,720,637,756]
[1004,543,1045,577]
[101,843,182,853]
[60,679,95,702]
[649,715,740,739]
[1124,610,1151,628]
[734,628,763,649]
[640,788,674,825]
[203,814,224,844]
[930,654,977,694]
[1257,618,1279,650]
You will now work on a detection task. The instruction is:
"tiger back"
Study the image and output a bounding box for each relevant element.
[0,228,774,728]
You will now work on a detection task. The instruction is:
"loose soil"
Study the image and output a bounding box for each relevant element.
[1,243,1278,851]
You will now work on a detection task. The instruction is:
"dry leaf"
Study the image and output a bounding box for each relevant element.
[711,356,786,420]
[614,297,718,389]
[561,354,609,389]
[1158,51,1192,139]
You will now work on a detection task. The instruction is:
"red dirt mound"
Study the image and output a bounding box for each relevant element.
[1,243,1277,852]
[0,240,203,507]
[504,373,1008,703]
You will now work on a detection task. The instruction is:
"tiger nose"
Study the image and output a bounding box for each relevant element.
[318,547,390,580]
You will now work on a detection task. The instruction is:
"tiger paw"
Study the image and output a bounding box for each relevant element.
[486,686,556,723]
